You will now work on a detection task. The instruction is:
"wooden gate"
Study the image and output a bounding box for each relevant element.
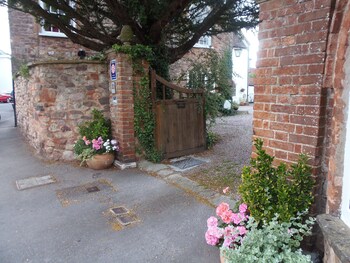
[150,69,206,159]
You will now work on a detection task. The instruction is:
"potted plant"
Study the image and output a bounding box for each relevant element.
[73,109,119,169]
[205,139,316,262]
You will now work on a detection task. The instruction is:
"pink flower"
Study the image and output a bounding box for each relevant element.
[207,227,223,238]
[237,226,247,236]
[216,202,230,218]
[239,203,248,214]
[207,216,218,228]
[232,213,245,225]
[205,231,219,246]
[92,139,101,150]
[221,210,234,224]
[222,237,233,248]
[223,187,230,194]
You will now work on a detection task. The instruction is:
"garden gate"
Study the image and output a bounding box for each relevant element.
[150,69,206,159]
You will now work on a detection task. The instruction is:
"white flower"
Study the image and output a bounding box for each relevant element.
[111,139,117,145]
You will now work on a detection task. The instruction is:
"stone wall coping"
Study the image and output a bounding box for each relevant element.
[317,214,350,262]
[27,59,105,68]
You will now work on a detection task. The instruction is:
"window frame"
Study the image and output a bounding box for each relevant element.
[194,35,212,48]
[38,1,71,38]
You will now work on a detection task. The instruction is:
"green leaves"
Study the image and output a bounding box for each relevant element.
[239,139,315,223]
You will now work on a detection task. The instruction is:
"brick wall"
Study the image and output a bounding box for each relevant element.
[9,9,91,74]
[15,60,109,160]
[255,0,335,215]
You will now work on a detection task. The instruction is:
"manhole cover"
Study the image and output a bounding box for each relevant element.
[170,157,205,171]
[110,207,128,216]
[116,214,139,226]
[86,186,100,193]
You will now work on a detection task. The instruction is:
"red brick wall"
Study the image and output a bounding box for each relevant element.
[322,1,350,215]
[255,0,335,214]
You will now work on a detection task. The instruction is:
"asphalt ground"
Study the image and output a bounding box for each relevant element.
[0,103,219,263]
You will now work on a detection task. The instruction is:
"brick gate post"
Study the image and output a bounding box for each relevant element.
[106,49,136,164]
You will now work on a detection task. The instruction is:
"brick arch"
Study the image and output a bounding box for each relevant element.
[324,1,350,215]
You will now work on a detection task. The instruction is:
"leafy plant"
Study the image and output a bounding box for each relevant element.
[239,139,315,223]
[73,109,118,164]
[221,212,315,263]
[186,49,235,127]
[134,76,162,163]
[19,64,30,78]
[206,130,219,149]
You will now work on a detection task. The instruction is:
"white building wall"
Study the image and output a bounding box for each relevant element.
[232,49,248,104]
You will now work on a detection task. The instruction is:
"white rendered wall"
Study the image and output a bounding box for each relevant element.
[232,49,248,103]
[0,55,12,93]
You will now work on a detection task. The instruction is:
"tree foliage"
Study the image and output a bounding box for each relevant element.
[2,0,259,64]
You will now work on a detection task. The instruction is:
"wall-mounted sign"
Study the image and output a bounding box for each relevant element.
[112,96,118,105]
[110,59,117,81]
[110,82,116,94]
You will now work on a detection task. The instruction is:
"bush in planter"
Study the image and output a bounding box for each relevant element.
[239,139,315,223]
[73,109,119,165]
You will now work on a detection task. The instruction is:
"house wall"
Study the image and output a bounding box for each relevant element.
[257,0,350,260]
[15,60,109,160]
[169,33,236,85]
[8,9,88,74]
[0,54,12,93]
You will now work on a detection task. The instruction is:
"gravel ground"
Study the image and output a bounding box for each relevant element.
[182,105,254,198]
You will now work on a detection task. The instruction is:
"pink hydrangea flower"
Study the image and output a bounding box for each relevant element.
[237,226,247,236]
[232,213,245,225]
[205,231,219,246]
[207,216,218,228]
[92,139,101,150]
[239,203,248,214]
[216,202,230,218]
[221,210,234,224]
[207,226,223,238]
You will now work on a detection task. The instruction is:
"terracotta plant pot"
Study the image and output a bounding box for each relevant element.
[86,152,115,170]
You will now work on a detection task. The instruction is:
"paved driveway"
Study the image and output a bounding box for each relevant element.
[0,104,219,263]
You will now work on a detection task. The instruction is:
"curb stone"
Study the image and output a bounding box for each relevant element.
[138,160,236,208]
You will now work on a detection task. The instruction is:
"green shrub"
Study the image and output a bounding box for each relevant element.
[239,139,314,223]
[206,131,219,149]
[222,212,315,263]
[77,109,111,141]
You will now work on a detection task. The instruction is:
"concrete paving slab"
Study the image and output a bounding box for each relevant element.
[157,169,174,178]
[16,175,56,190]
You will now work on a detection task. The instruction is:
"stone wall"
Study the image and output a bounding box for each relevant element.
[15,60,109,160]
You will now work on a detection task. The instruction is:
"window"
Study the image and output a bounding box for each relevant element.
[194,36,212,48]
[39,1,71,37]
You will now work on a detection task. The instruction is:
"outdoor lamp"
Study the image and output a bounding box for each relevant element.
[234,48,242,57]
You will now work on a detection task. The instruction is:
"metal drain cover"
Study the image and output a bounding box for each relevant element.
[110,207,128,215]
[170,157,205,171]
[116,214,138,226]
[86,186,100,193]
